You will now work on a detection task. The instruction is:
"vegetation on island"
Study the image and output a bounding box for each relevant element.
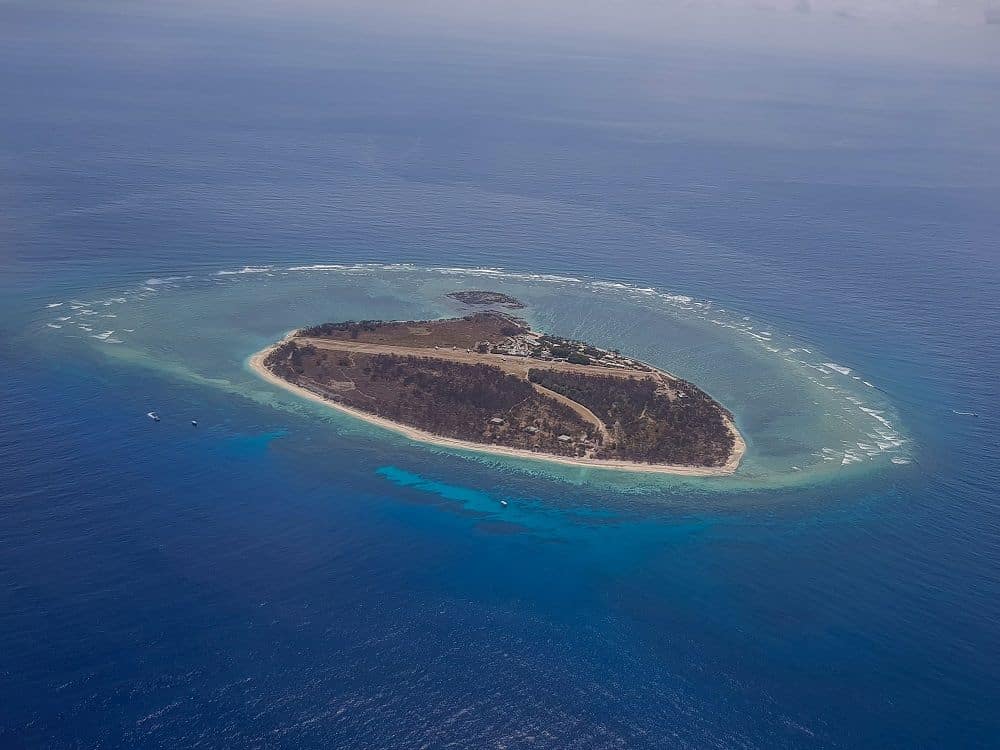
[265,343,601,456]
[446,290,526,309]
[300,312,651,372]
[527,370,734,466]
[263,312,738,468]
[300,312,527,348]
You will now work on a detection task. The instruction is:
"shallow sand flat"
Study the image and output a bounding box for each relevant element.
[249,340,745,477]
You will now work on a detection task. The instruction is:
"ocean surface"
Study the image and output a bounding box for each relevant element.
[2,5,999,748]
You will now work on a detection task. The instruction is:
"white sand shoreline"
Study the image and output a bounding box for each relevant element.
[248,338,745,477]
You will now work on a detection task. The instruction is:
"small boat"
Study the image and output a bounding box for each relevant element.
[147,411,160,422]
[499,500,508,507]
[191,420,198,427]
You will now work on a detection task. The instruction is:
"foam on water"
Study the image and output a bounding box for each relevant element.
[35,263,913,487]
[216,266,274,275]
[823,362,852,376]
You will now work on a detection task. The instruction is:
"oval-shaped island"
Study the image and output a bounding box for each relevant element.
[250,310,744,476]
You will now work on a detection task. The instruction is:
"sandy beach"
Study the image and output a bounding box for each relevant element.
[248,340,745,477]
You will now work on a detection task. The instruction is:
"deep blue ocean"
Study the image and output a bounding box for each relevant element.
[2,4,999,748]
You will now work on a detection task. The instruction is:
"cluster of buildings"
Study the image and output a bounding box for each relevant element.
[489,334,536,357]
[487,417,593,450]
[473,331,649,371]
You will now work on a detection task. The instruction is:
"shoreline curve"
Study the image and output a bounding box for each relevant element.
[248,336,746,477]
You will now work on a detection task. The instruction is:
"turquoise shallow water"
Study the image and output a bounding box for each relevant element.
[1,4,999,748]
[34,264,909,489]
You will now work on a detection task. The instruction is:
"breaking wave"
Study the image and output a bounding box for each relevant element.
[39,261,912,476]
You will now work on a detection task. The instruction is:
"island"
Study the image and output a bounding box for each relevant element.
[250,311,744,475]
[446,290,526,309]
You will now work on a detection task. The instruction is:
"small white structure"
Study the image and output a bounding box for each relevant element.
[489,417,505,425]
[557,434,572,442]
